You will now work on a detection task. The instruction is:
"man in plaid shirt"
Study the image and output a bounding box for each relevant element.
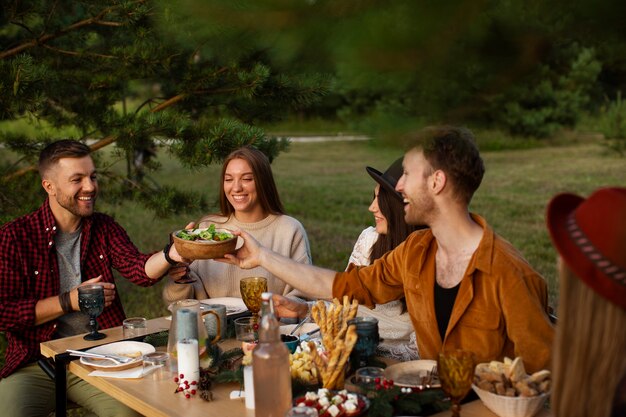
[0,140,188,416]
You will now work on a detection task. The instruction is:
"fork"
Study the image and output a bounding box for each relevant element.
[66,349,137,365]
[289,313,311,336]
[420,365,439,388]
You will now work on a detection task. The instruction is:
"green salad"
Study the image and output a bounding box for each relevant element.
[176,224,234,242]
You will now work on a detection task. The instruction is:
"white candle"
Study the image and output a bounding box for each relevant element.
[177,339,200,384]
[243,365,255,409]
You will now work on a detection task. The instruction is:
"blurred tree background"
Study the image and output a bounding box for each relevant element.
[2,0,626,222]
[161,0,626,141]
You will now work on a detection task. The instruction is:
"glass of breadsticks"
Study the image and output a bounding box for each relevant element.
[306,296,359,390]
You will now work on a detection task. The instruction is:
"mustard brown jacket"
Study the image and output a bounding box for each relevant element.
[333,214,554,373]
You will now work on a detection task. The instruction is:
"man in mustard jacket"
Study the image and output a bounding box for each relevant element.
[220,126,554,373]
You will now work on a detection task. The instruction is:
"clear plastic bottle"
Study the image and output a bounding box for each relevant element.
[252,292,292,417]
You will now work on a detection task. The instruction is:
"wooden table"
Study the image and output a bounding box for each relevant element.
[41,318,551,417]
[41,317,254,417]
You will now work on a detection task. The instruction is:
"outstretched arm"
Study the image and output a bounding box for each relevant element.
[218,230,336,299]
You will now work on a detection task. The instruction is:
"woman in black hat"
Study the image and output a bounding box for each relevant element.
[346,158,424,361]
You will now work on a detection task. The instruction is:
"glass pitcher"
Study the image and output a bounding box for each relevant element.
[167,299,221,370]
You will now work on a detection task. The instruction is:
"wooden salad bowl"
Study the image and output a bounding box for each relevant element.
[171,228,237,260]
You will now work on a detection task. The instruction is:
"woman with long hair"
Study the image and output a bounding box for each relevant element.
[547,187,626,417]
[163,146,311,303]
[347,158,424,361]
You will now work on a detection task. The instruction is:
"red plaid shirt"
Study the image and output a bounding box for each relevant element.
[0,199,160,378]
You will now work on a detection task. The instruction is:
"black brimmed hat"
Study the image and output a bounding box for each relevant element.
[366,158,404,201]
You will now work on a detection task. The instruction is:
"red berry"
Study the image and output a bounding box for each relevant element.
[185,393,190,399]
[191,381,197,385]
[191,390,196,395]
[387,379,394,385]
[174,377,179,382]
[253,323,259,331]
[374,377,381,384]
[180,373,184,378]
[375,384,381,390]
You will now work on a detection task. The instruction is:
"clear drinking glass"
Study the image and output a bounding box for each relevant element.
[234,316,259,342]
[142,352,169,380]
[123,317,147,339]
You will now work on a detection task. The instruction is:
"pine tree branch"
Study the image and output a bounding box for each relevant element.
[94,21,124,27]
[41,44,116,59]
[2,77,247,181]
[151,94,186,113]
[0,4,129,60]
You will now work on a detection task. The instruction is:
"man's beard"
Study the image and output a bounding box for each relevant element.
[56,194,96,218]
[405,192,435,226]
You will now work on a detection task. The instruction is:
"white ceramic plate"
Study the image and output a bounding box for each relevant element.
[199,297,247,316]
[383,359,440,388]
[79,341,155,371]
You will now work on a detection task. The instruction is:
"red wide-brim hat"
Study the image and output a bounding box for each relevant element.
[547,187,626,310]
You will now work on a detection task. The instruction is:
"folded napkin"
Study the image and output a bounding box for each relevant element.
[89,364,162,379]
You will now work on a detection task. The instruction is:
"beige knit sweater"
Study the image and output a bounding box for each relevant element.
[163,214,311,305]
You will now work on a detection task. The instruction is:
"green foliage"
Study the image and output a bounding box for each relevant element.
[0,0,329,219]
[490,46,602,137]
[164,0,626,141]
[366,386,447,417]
[597,92,626,156]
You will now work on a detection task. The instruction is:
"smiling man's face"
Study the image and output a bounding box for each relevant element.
[45,156,98,218]
[396,149,436,226]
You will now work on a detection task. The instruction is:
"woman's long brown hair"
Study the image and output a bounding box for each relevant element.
[369,186,423,262]
[552,264,626,417]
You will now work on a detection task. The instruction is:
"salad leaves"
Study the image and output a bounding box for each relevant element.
[176,224,234,242]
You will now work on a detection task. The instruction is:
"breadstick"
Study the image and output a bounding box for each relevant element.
[325,325,358,389]
[307,342,327,381]
[323,339,344,388]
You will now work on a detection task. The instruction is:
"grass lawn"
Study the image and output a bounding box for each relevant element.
[97,139,626,319]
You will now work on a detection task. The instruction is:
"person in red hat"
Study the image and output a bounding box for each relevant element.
[547,187,626,417]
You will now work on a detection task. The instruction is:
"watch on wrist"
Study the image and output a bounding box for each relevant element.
[163,242,178,266]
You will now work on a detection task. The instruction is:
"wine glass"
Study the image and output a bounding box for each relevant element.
[239,277,267,318]
[437,350,475,417]
[78,284,106,340]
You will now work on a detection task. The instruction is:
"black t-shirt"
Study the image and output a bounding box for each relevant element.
[434,281,460,341]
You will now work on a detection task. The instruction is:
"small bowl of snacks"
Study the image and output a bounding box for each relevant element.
[172,225,237,260]
[294,388,369,417]
[472,357,551,417]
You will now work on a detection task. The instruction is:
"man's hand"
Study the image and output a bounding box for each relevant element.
[73,275,115,309]
[272,294,308,319]
[168,222,195,264]
[167,264,189,281]
[217,229,263,269]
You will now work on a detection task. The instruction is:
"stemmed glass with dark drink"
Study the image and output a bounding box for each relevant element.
[78,284,106,340]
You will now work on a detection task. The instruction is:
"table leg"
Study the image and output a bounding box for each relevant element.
[54,352,72,417]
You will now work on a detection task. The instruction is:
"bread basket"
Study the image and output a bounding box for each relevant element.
[472,384,549,417]
[171,228,237,260]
